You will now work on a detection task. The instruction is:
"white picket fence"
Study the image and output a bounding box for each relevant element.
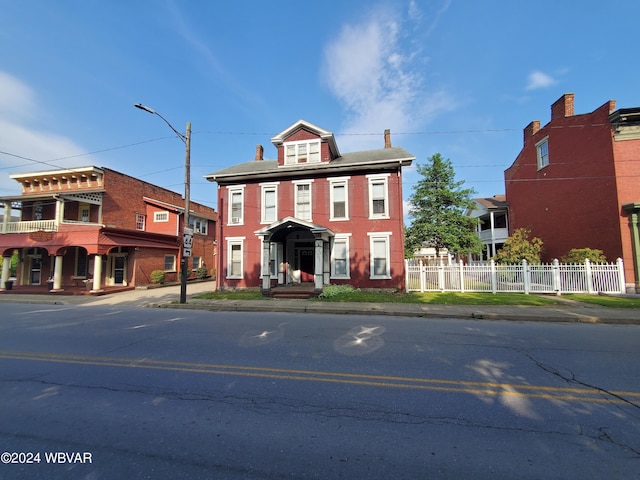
[405,258,626,295]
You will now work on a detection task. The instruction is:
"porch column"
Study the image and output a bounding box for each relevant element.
[261,238,271,291]
[623,203,640,293]
[52,255,63,290]
[314,239,324,290]
[92,255,103,291]
[323,241,330,285]
[55,197,65,227]
[1,255,10,289]
[2,201,10,233]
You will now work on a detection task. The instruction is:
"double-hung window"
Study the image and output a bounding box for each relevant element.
[261,183,278,224]
[284,141,321,165]
[227,186,245,225]
[536,137,549,169]
[136,214,146,231]
[331,234,351,278]
[227,237,244,279]
[367,174,390,219]
[330,177,349,221]
[368,233,391,279]
[294,181,312,221]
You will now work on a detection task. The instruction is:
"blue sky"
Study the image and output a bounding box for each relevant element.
[1,0,639,215]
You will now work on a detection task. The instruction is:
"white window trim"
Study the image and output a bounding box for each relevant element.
[154,211,169,223]
[259,241,279,278]
[367,173,390,219]
[260,182,279,224]
[136,213,146,231]
[536,136,549,170]
[368,232,392,279]
[226,237,245,279]
[164,254,176,272]
[283,140,321,165]
[227,185,246,226]
[329,177,350,221]
[331,233,352,279]
[293,180,313,222]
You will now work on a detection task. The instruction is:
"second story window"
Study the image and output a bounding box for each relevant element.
[294,182,312,221]
[367,174,390,219]
[154,211,169,222]
[330,178,349,220]
[227,186,245,225]
[261,183,278,223]
[536,137,549,169]
[79,205,90,222]
[190,217,207,234]
[33,203,43,221]
[136,214,146,231]
[284,141,321,165]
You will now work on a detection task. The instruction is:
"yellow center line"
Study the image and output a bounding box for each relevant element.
[1,350,637,404]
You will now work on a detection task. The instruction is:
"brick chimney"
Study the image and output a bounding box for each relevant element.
[551,93,575,120]
[384,129,391,148]
[255,144,264,161]
[523,120,540,145]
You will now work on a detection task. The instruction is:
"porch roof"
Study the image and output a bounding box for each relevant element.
[254,216,334,242]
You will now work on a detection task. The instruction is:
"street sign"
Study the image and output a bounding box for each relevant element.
[183,248,192,258]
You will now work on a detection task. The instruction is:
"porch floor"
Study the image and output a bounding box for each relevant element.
[0,284,135,296]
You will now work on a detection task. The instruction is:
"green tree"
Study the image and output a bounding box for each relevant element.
[493,227,543,264]
[404,153,481,258]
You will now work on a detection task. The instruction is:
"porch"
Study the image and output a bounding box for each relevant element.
[0,283,135,296]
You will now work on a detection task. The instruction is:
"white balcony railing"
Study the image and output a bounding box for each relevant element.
[1,220,58,234]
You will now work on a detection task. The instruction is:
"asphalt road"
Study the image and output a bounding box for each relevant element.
[1,303,639,479]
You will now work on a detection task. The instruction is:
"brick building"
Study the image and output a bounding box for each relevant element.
[205,120,414,294]
[504,93,640,292]
[0,166,217,292]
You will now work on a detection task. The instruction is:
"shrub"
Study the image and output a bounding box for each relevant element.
[195,266,208,279]
[210,268,216,280]
[150,269,165,284]
[561,248,607,264]
[493,227,543,264]
[319,284,359,299]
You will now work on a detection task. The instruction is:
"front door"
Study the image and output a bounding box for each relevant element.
[107,254,128,286]
[30,257,42,285]
[299,248,314,283]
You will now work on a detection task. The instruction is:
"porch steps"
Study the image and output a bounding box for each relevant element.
[267,284,318,299]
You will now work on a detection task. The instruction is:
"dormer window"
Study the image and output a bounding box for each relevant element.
[284,140,321,165]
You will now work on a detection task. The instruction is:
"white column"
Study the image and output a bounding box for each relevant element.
[1,256,10,289]
[323,241,330,285]
[93,255,103,291]
[2,202,10,233]
[53,255,63,290]
[262,239,271,291]
[314,239,324,290]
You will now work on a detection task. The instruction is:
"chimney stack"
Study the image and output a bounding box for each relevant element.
[551,93,575,120]
[523,120,540,145]
[255,144,264,161]
[384,129,391,149]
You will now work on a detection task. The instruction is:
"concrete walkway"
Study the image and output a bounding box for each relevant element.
[1,280,638,325]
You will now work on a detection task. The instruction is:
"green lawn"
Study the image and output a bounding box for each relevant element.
[563,294,640,309]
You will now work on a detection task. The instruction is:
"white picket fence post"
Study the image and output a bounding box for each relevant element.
[522,259,530,295]
[617,258,626,294]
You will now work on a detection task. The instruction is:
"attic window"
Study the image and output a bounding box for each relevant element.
[284,140,320,165]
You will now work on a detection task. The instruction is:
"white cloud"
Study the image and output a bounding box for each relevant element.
[322,4,454,152]
[0,71,93,195]
[526,70,557,90]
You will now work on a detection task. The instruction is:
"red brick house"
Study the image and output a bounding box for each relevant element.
[504,93,640,292]
[205,120,414,294]
[0,166,217,292]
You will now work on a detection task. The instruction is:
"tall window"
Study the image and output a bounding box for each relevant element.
[75,247,88,277]
[536,137,549,169]
[284,141,321,165]
[227,186,245,225]
[136,214,146,231]
[164,255,176,271]
[294,182,312,221]
[331,235,351,278]
[261,183,278,223]
[368,174,390,219]
[79,204,90,222]
[33,203,43,221]
[330,178,349,220]
[369,233,391,279]
[227,238,244,278]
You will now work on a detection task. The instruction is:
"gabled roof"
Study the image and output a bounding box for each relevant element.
[473,195,507,210]
[270,119,340,158]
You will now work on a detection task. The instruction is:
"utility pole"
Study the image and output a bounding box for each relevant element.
[180,122,191,304]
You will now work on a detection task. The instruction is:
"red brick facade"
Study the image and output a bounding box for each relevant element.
[0,166,217,292]
[207,120,414,293]
[505,94,640,292]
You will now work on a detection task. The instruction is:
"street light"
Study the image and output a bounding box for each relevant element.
[135,103,191,304]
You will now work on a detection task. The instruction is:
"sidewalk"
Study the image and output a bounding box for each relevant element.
[1,281,638,325]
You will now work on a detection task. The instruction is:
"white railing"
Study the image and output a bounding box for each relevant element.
[405,258,626,294]
[0,220,58,234]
